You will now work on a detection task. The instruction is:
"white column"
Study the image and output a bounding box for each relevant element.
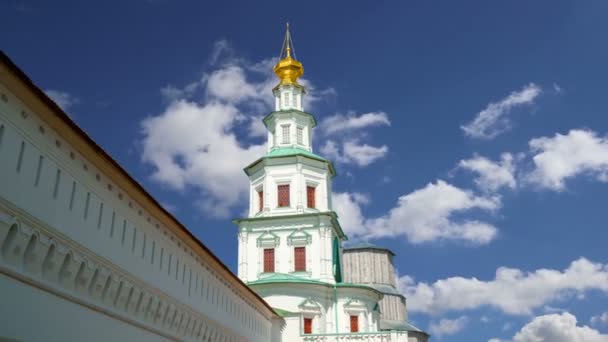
[319,227,326,280]
[296,163,303,212]
[238,230,248,281]
[291,117,297,147]
[264,168,271,213]
[267,130,274,151]
[325,174,332,211]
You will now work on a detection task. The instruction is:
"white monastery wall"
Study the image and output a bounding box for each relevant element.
[0,72,278,341]
[0,272,169,341]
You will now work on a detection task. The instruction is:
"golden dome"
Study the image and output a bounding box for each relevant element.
[274,23,304,86]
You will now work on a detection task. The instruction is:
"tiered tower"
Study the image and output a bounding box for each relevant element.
[235,24,344,286]
[234,25,382,339]
[234,25,427,342]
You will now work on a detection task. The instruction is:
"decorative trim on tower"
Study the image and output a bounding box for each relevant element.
[287,229,312,246]
[257,231,280,248]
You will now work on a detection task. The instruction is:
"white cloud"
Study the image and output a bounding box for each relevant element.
[366,180,500,244]
[332,192,369,236]
[44,89,78,111]
[428,316,468,338]
[141,41,335,217]
[493,312,608,342]
[399,257,608,315]
[247,115,268,138]
[319,111,390,135]
[458,153,517,192]
[205,65,261,104]
[161,81,201,102]
[141,100,266,218]
[543,305,566,314]
[591,312,608,326]
[526,129,608,190]
[317,111,391,167]
[462,83,541,139]
[333,180,500,244]
[208,39,233,65]
[321,140,389,167]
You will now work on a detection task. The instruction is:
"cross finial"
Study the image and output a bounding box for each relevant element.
[274,22,304,85]
[280,21,296,60]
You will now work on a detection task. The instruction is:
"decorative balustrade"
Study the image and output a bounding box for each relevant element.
[301,331,408,342]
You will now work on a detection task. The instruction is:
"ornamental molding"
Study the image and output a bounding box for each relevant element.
[257,231,280,248]
[0,203,244,342]
[287,229,312,246]
[343,298,367,313]
[298,297,322,315]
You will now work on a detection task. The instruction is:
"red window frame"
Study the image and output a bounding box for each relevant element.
[294,247,306,272]
[306,186,316,208]
[278,184,290,207]
[350,315,359,333]
[303,317,312,334]
[258,190,264,212]
[263,248,274,273]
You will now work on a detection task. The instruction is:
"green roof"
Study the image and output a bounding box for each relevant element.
[247,274,382,295]
[244,147,337,177]
[334,282,383,294]
[262,109,317,128]
[380,320,428,335]
[272,307,298,317]
[267,147,327,160]
[247,273,329,286]
[364,283,403,296]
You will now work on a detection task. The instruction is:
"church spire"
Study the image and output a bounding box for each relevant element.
[274,23,304,86]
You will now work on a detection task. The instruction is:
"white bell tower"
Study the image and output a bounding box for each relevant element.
[235,24,345,286]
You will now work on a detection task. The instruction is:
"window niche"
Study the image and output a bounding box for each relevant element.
[299,298,322,335]
[350,315,359,333]
[297,126,304,145]
[288,230,311,275]
[277,184,290,207]
[344,298,367,333]
[256,186,264,213]
[257,231,279,275]
[263,248,274,273]
[281,124,290,144]
[303,317,312,334]
[306,185,316,209]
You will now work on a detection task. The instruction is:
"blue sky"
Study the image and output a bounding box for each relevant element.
[2,1,608,340]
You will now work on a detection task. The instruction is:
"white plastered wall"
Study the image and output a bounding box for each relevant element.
[0,81,277,341]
